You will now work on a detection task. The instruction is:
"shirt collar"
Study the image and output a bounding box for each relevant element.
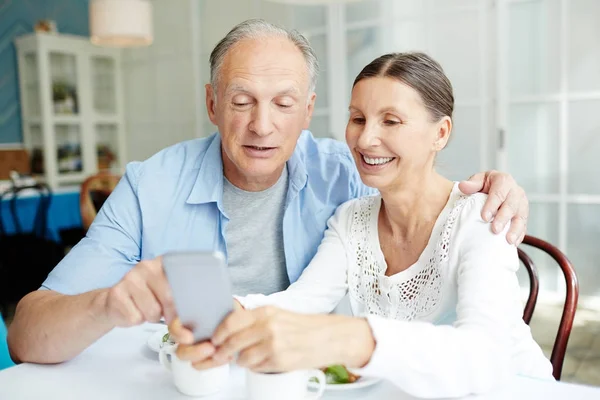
[186,133,224,205]
[286,139,308,196]
[186,132,309,205]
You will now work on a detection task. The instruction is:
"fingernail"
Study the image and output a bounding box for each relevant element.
[202,346,216,357]
[493,222,504,233]
[484,211,492,221]
[508,233,517,244]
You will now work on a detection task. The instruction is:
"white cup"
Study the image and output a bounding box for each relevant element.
[159,345,229,397]
[246,369,327,400]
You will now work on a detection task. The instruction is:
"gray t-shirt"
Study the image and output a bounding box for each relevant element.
[222,166,290,296]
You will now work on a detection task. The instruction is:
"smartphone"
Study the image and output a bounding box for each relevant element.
[162,251,234,343]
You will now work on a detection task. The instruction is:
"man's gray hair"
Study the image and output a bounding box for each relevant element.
[209,19,319,94]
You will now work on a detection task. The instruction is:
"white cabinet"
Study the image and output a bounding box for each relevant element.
[15,33,126,189]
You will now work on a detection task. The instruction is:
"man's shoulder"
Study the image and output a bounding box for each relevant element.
[125,135,217,182]
[293,131,376,200]
[295,130,355,171]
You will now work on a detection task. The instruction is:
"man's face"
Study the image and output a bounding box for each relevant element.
[206,37,316,191]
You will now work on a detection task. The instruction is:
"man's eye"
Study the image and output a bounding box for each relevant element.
[278,104,293,108]
[352,118,365,124]
[233,103,250,107]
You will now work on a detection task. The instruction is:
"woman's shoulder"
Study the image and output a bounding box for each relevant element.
[453,192,489,223]
[336,193,381,217]
[448,191,515,254]
[327,193,381,230]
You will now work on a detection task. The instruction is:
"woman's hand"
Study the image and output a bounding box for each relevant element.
[210,306,376,373]
[167,299,244,370]
[459,171,529,245]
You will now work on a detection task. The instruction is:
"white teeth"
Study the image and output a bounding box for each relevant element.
[363,155,394,165]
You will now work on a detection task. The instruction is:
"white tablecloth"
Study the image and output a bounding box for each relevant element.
[1,323,599,399]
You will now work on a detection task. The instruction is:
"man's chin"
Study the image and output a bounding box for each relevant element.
[235,158,286,182]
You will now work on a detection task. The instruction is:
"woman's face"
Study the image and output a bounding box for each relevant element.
[345,76,451,191]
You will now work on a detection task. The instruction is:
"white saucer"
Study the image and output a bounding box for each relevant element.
[146,326,170,353]
[308,376,381,392]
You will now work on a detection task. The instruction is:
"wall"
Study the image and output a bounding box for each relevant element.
[121,0,293,162]
[0,0,90,145]
[196,0,295,137]
[121,0,201,162]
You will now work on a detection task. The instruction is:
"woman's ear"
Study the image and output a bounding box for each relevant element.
[433,116,452,151]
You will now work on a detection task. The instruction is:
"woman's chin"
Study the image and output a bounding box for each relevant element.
[358,174,389,191]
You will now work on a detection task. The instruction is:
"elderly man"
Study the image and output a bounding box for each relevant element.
[8,19,528,364]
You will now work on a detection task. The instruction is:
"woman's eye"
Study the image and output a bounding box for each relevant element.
[384,120,400,126]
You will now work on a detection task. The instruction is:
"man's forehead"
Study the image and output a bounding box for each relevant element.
[219,37,309,87]
[224,80,302,97]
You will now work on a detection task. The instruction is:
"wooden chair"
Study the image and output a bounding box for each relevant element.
[80,172,120,231]
[518,235,579,380]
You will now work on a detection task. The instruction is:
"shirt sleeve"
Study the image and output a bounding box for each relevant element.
[235,201,354,314]
[41,162,145,295]
[352,195,550,398]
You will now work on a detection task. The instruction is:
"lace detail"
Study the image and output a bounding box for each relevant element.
[348,194,471,321]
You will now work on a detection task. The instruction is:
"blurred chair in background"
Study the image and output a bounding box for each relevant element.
[0,314,14,370]
[80,172,120,232]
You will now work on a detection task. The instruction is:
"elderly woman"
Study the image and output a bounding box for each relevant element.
[171,52,553,398]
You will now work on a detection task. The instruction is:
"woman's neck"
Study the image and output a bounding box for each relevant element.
[379,172,454,239]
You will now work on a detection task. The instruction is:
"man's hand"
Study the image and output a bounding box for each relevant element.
[459,171,529,245]
[168,299,245,370]
[103,257,176,327]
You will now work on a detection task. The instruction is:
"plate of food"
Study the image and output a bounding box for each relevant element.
[146,327,174,353]
[308,365,380,391]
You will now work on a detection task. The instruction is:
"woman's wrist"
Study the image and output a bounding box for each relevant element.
[324,315,376,368]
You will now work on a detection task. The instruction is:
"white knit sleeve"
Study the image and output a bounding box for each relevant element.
[352,194,544,398]
[234,200,354,314]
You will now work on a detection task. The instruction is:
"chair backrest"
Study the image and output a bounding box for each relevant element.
[518,235,579,380]
[80,172,120,231]
[0,314,14,370]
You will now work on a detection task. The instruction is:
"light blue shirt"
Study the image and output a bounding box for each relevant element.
[42,131,374,295]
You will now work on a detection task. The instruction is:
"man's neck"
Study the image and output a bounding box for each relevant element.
[223,163,286,192]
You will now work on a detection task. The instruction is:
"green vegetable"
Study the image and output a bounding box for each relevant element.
[324,365,350,384]
[162,333,170,343]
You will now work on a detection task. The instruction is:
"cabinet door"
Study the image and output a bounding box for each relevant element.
[90,56,118,115]
[49,52,80,116]
[95,123,121,172]
[54,123,84,183]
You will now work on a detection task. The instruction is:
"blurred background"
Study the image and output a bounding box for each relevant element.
[0,0,599,384]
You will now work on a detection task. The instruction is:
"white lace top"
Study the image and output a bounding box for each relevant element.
[238,184,554,397]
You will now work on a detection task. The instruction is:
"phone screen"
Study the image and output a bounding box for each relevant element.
[163,251,234,343]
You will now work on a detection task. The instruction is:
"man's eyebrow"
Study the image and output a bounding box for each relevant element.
[276,87,301,96]
[225,84,250,96]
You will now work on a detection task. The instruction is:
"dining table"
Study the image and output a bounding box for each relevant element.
[0,323,599,400]
[0,185,81,242]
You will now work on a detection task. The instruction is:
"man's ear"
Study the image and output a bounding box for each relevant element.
[206,84,218,125]
[303,92,317,130]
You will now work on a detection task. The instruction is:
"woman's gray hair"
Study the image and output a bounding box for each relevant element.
[209,19,319,94]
